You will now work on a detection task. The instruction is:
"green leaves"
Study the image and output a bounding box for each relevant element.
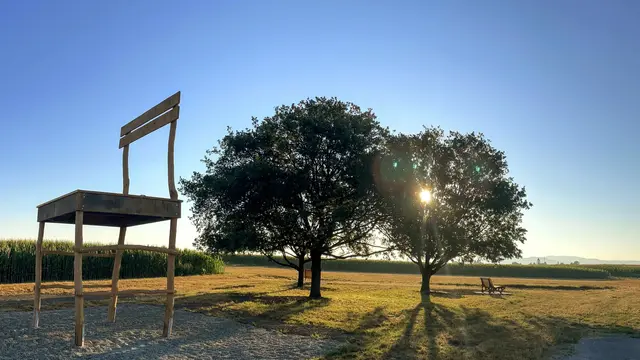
[179,97,532,296]
[378,127,532,275]
[179,97,390,262]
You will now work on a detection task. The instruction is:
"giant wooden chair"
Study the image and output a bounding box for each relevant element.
[33,91,183,346]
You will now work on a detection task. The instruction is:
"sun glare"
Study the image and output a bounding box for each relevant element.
[419,189,431,203]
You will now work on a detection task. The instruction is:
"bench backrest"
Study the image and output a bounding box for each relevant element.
[117,92,181,200]
[480,277,491,287]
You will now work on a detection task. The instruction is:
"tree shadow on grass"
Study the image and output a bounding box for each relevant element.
[174,291,336,338]
[212,284,255,291]
[428,289,507,299]
[325,306,390,358]
[501,284,615,291]
[372,296,640,360]
[427,283,612,299]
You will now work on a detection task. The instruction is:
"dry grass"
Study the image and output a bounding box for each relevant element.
[2,266,639,359]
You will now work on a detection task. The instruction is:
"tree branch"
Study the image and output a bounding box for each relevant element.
[265,253,298,269]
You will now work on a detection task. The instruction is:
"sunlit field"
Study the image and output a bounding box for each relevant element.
[2,266,639,359]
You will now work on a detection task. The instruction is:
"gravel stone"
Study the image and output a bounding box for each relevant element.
[0,304,343,359]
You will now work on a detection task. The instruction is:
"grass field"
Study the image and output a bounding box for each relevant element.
[1,266,639,359]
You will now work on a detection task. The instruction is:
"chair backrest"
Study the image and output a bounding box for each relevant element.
[118,91,181,200]
[486,278,495,287]
[480,277,490,287]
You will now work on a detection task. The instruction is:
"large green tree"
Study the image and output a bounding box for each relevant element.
[180,97,389,298]
[377,127,532,294]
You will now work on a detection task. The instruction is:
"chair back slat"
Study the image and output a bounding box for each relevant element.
[120,91,181,137]
[118,91,181,199]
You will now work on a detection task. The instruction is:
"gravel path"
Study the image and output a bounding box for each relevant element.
[557,336,640,360]
[0,304,343,359]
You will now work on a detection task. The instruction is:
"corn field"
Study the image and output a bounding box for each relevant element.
[222,254,613,279]
[0,240,224,284]
[579,264,640,278]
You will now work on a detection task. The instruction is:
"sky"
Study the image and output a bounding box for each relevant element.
[0,0,638,260]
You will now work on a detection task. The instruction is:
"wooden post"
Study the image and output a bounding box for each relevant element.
[74,211,84,347]
[107,227,126,322]
[162,218,178,337]
[163,120,178,337]
[33,221,45,328]
[108,144,130,322]
[167,121,178,200]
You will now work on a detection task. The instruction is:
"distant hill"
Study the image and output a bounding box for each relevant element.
[503,256,640,265]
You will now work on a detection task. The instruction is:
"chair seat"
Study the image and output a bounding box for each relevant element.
[37,190,181,227]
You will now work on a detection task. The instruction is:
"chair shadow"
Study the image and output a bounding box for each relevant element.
[436,282,614,291]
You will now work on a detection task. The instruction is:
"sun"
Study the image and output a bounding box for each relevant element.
[419,189,431,203]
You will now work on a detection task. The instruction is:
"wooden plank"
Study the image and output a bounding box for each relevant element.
[163,218,178,337]
[38,189,180,211]
[33,222,45,329]
[74,211,84,347]
[80,192,181,219]
[75,244,179,255]
[37,193,78,222]
[36,189,82,208]
[168,120,178,200]
[43,250,74,256]
[120,91,180,137]
[119,106,180,148]
[41,284,75,290]
[80,189,177,202]
[85,252,115,257]
[107,226,127,322]
[41,283,108,290]
[42,250,115,257]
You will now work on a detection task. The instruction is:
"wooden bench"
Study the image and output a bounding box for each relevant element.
[480,277,506,294]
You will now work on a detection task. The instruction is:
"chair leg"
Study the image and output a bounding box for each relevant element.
[108,226,127,322]
[33,222,45,328]
[163,218,178,337]
[74,211,85,347]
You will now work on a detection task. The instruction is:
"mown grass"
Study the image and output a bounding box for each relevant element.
[222,254,612,279]
[1,266,638,359]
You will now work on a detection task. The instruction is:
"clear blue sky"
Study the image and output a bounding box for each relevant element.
[1,1,638,260]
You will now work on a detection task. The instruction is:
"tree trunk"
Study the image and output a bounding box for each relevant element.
[309,250,322,298]
[296,255,305,288]
[420,271,431,294]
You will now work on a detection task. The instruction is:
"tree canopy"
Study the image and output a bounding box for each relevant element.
[377,127,532,293]
[179,97,390,297]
